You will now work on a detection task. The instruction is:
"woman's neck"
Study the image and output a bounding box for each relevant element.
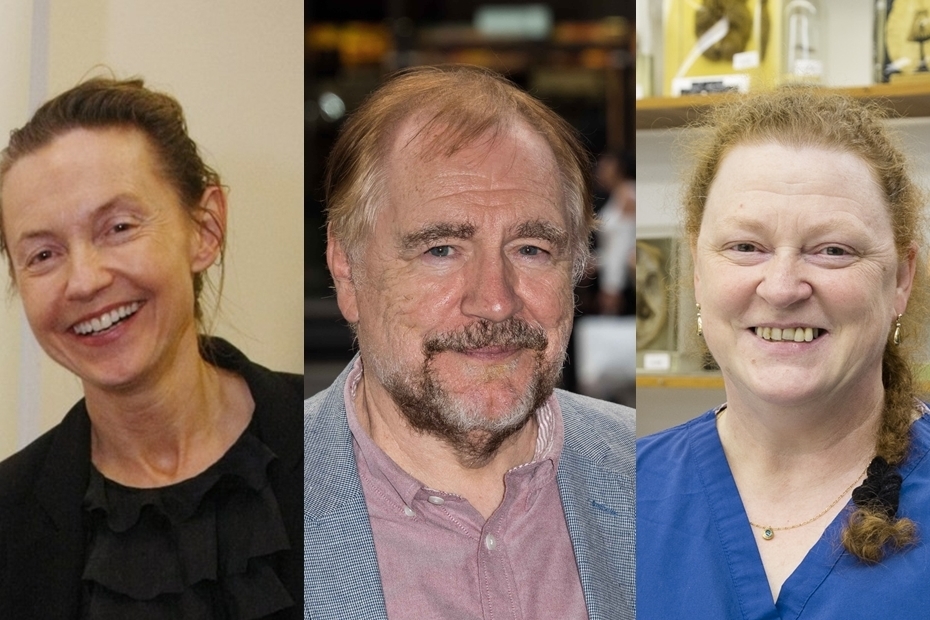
[718,384,884,601]
[85,336,254,487]
[719,375,885,467]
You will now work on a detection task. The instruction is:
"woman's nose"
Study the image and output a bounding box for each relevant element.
[64,245,113,301]
[755,251,813,308]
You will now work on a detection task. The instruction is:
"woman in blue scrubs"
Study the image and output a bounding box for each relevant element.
[637,88,930,618]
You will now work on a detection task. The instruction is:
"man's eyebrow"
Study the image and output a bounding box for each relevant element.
[515,220,569,250]
[400,222,476,251]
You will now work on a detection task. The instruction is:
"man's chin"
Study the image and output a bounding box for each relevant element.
[379,342,563,464]
[387,379,534,462]
[445,415,535,468]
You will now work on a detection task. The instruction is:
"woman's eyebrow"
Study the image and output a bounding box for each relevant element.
[12,193,138,247]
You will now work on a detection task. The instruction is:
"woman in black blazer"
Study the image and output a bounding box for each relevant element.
[0,78,301,619]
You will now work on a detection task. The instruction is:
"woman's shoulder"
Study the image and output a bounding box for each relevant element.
[0,403,89,508]
[202,337,302,403]
[637,408,719,465]
[0,431,55,502]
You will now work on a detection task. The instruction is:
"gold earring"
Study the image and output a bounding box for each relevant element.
[696,303,703,337]
[893,314,903,346]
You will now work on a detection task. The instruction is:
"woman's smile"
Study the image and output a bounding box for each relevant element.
[71,301,143,336]
[752,326,824,342]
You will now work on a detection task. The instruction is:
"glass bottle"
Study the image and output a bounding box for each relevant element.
[782,0,825,83]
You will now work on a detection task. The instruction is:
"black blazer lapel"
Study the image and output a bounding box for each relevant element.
[2,403,92,618]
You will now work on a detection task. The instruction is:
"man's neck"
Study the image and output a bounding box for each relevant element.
[353,373,539,520]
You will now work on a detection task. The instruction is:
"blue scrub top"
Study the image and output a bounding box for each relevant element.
[637,406,930,619]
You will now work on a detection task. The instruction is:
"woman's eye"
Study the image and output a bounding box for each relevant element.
[822,246,847,256]
[733,243,757,252]
[112,222,132,233]
[427,245,452,258]
[31,250,53,264]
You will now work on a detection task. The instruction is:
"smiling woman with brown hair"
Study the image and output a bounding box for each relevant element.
[0,78,301,619]
[637,87,930,618]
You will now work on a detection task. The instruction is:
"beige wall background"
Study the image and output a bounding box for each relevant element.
[0,0,303,459]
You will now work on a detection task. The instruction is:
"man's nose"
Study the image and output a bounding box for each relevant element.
[460,250,523,322]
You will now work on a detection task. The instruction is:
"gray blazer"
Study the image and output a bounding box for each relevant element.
[303,360,636,619]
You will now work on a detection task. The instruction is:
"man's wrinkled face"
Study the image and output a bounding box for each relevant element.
[332,119,575,462]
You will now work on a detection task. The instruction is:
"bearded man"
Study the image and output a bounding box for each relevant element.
[304,65,635,620]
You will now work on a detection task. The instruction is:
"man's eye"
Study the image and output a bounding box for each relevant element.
[823,246,847,256]
[427,246,452,257]
[520,245,541,256]
[733,243,757,252]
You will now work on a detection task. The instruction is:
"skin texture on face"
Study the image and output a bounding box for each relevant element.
[693,142,916,414]
[329,119,575,464]
[2,127,223,399]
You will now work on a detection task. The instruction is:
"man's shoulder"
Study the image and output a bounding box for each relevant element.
[556,389,634,435]
[303,382,333,416]
[302,362,354,471]
[555,389,635,475]
[304,358,356,419]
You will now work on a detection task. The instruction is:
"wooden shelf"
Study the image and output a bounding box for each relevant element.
[636,81,930,130]
[636,373,724,389]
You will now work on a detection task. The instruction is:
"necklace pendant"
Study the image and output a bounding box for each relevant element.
[762,527,774,540]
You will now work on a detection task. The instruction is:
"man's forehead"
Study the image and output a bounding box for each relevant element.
[389,113,551,164]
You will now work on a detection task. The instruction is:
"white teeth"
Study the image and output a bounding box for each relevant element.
[72,302,140,335]
[754,326,820,342]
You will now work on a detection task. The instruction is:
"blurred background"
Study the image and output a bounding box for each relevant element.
[305,0,637,406]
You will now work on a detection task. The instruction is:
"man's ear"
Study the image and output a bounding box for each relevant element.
[190,186,227,273]
[326,224,360,323]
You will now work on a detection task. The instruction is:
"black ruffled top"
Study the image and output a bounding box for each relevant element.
[80,427,294,619]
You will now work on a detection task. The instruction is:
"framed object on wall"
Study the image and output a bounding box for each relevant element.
[636,236,679,369]
[663,0,784,95]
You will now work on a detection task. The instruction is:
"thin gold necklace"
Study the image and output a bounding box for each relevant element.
[748,464,869,540]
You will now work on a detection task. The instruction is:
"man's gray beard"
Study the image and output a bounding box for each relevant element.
[370,318,564,467]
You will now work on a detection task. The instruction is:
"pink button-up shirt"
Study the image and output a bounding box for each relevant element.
[345,360,587,619]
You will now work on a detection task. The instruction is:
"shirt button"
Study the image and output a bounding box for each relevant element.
[403,506,415,517]
[427,495,445,505]
[484,534,496,551]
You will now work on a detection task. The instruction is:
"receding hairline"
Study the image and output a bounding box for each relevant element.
[324,64,595,282]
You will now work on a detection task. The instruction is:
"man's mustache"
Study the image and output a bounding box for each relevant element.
[424,318,548,354]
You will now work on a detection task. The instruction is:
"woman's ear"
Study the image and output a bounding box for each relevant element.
[895,241,918,316]
[190,186,227,273]
[691,242,702,306]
